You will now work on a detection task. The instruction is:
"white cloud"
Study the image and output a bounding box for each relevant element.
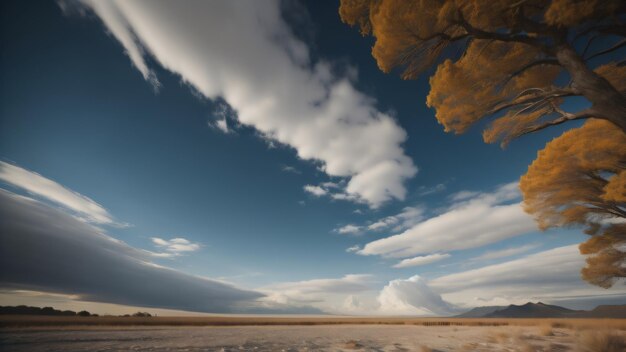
[212,118,229,133]
[335,224,361,235]
[69,0,417,208]
[471,243,539,261]
[430,245,626,308]
[346,245,361,253]
[208,100,235,134]
[417,183,446,196]
[393,253,450,268]
[0,161,115,225]
[357,183,537,258]
[448,190,479,202]
[303,184,327,197]
[151,237,201,254]
[367,206,424,232]
[281,165,301,174]
[260,274,374,311]
[377,275,460,316]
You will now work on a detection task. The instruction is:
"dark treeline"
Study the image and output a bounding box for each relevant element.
[0,305,96,316]
[0,305,152,317]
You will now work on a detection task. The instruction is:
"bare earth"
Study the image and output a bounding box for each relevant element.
[1,317,625,351]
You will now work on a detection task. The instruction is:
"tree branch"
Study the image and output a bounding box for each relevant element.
[585,39,626,61]
[488,88,580,115]
[454,13,551,53]
[502,59,561,86]
[515,108,596,137]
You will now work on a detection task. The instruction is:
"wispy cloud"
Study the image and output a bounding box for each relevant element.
[152,237,201,255]
[335,224,362,235]
[346,245,361,253]
[281,165,301,174]
[66,0,417,208]
[393,253,450,268]
[367,206,424,232]
[303,184,327,197]
[417,183,446,196]
[0,161,116,225]
[471,243,540,262]
[260,274,374,310]
[208,100,236,134]
[357,183,536,259]
[430,245,626,307]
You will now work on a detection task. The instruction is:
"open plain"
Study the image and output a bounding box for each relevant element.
[1,316,625,352]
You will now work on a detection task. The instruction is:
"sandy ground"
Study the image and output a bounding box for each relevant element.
[2,324,620,351]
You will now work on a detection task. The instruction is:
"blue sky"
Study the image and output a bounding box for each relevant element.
[1,0,624,315]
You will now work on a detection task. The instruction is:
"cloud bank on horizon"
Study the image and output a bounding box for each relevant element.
[63,0,417,209]
[0,189,264,313]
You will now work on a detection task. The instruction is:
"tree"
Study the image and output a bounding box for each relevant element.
[520,119,626,287]
[340,0,626,286]
[339,0,626,143]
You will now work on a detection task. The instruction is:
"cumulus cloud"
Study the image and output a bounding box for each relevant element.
[66,0,417,208]
[393,253,450,268]
[151,237,201,254]
[0,161,115,225]
[377,275,460,316]
[430,245,626,307]
[357,183,537,258]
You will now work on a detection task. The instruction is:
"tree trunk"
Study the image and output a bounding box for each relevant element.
[556,44,626,132]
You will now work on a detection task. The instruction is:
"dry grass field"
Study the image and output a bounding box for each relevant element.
[1,316,625,351]
[1,315,626,329]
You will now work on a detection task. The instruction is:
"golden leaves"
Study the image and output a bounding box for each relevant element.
[338,0,378,36]
[520,119,626,228]
[579,224,626,288]
[520,119,626,287]
[426,40,560,136]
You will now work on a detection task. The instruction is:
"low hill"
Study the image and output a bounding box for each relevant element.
[455,306,505,318]
[457,302,626,318]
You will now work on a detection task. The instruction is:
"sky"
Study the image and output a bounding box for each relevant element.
[0,0,624,316]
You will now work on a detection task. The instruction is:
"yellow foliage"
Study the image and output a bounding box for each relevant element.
[424,40,560,137]
[579,227,626,288]
[520,119,626,230]
[521,120,626,287]
[603,172,626,203]
[339,0,626,144]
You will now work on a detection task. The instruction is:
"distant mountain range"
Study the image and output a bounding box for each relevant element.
[456,302,626,318]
